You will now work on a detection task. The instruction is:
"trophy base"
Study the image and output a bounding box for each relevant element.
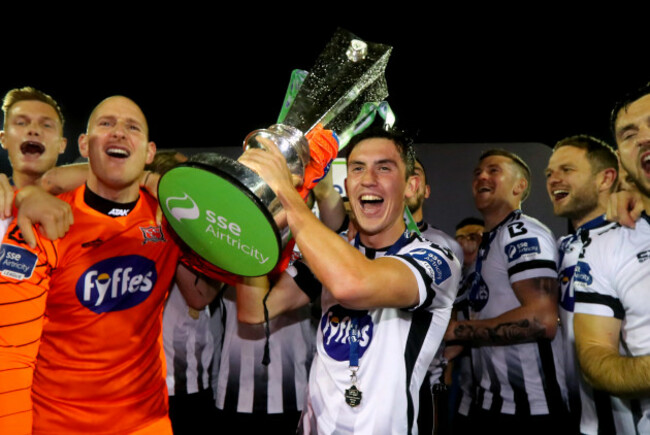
[159,154,285,277]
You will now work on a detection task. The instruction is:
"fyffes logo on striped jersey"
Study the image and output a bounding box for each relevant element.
[320,304,374,362]
[75,255,158,313]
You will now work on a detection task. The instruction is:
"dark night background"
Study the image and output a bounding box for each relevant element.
[1,16,646,173]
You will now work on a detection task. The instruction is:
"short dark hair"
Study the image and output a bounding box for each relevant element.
[553,134,618,189]
[146,150,186,175]
[345,127,416,179]
[455,217,484,231]
[478,149,531,202]
[2,86,64,129]
[610,82,650,141]
[414,156,428,185]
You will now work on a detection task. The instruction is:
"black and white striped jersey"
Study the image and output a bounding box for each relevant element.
[163,284,214,396]
[468,210,568,416]
[574,213,650,434]
[557,215,616,435]
[291,231,461,434]
[212,286,315,414]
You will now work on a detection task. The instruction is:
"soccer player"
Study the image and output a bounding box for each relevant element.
[407,157,464,263]
[0,95,214,434]
[573,83,650,433]
[0,86,74,433]
[236,128,461,434]
[545,135,618,434]
[444,149,568,434]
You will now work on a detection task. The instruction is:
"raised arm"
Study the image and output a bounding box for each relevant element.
[238,144,422,310]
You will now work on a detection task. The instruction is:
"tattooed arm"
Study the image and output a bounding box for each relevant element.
[444,277,559,346]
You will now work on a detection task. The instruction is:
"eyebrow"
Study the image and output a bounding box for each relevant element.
[616,123,637,138]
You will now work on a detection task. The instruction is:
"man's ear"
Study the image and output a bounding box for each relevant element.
[0,130,5,150]
[597,167,618,192]
[146,141,157,165]
[424,184,431,200]
[405,174,419,199]
[78,134,88,158]
[513,176,528,198]
[58,137,68,155]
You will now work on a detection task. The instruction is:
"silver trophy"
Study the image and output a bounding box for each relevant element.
[158,29,392,277]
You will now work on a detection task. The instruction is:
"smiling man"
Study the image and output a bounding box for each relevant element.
[236,128,460,434]
[0,96,214,434]
[444,149,568,434]
[573,84,650,434]
[0,87,74,433]
[0,87,67,189]
[545,135,618,434]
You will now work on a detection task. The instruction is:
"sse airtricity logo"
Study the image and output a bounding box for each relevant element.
[320,305,374,361]
[165,192,200,222]
[75,256,158,313]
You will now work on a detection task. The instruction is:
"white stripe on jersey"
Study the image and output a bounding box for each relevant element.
[163,284,214,396]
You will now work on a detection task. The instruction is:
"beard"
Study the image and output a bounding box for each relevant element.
[406,191,425,213]
[555,183,600,224]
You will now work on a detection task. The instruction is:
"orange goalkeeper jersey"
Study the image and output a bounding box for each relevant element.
[12,185,180,434]
[0,214,56,434]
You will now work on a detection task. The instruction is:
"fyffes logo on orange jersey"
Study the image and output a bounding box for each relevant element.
[75,255,158,313]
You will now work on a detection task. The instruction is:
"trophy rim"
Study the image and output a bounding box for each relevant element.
[160,160,284,276]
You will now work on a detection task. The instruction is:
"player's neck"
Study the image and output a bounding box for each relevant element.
[86,177,141,203]
[571,205,606,230]
[481,203,518,232]
[411,207,423,222]
[12,170,40,190]
[359,219,406,249]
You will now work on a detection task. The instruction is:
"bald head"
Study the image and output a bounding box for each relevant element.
[87,96,149,138]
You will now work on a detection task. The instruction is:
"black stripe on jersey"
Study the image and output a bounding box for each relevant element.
[397,255,436,309]
[291,261,322,302]
[195,333,207,393]
[506,353,530,416]
[172,327,189,395]
[0,336,39,349]
[0,312,44,329]
[281,341,298,412]
[507,260,557,278]
[575,292,625,320]
[0,287,47,305]
[222,344,241,412]
[632,399,643,434]
[484,355,503,413]
[404,309,433,434]
[593,389,615,434]
[537,340,565,416]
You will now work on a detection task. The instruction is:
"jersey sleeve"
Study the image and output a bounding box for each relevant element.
[392,240,461,311]
[500,219,558,285]
[573,233,623,319]
[0,221,56,432]
[285,260,322,302]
